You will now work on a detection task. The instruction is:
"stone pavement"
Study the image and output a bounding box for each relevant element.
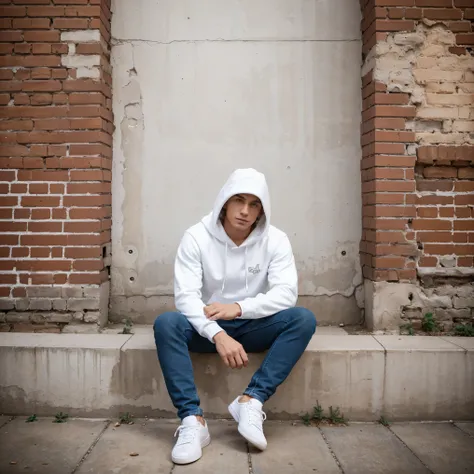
[0,416,473,474]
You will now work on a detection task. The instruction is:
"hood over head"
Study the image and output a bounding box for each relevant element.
[202,168,271,247]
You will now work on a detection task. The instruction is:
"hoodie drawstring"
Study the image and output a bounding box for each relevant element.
[221,242,228,293]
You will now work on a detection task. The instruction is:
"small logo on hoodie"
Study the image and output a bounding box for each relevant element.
[248,264,261,275]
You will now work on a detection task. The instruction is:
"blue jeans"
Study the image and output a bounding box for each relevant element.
[153,307,317,420]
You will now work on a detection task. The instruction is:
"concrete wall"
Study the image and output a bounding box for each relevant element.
[110,0,363,324]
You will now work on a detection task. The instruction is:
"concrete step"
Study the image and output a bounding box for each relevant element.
[0,331,473,421]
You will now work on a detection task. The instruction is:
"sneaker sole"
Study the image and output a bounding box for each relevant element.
[228,402,267,451]
[171,435,211,465]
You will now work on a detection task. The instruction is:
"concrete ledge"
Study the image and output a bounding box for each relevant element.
[0,333,473,421]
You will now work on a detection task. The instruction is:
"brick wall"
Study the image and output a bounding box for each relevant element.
[361,0,474,330]
[0,0,113,332]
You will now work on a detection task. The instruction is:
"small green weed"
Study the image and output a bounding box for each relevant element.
[26,414,37,423]
[421,312,440,333]
[312,401,324,421]
[378,415,390,427]
[400,323,414,336]
[120,318,133,335]
[328,406,346,424]
[301,401,346,426]
[119,412,134,424]
[454,323,474,337]
[302,413,311,426]
[53,412,68,423]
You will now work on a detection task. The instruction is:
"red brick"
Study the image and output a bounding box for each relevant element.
[31,209,51,219]
[27,6,65,16]
[415,0,452,5]
[21,196,60,207]
[375,1,414,5]
[423,8,463,20]
[69,273,101,284]
[457,33,474,45]
[459,168,474,179]
[0,222,27,232]
[412,219,452,230]
[52,208,67,219]
[375,19,415,31]
[69,207,110,219]
[375,130,415,142]
[388,8,405,19]
[17,260,71,271]
[21,234,67,246]
[458,257,473,267]
[447,21,472,32]
[0,275,17,284]
[28,183,48,194]
[22,80,62,92]
[65,5,100,16]
[64,221,101,233]
[0,196,19,207]
[52,0,89,3]
[65,247,101,258]
[75,43,102,55]
[454,220,474,231]
[28,221,63,232]
[30,247,50,258]
[13,18,50,29]
[419,256,438,267]
[52,18,88,29]
[418,231,453,243]
[73,260,103,271]
[449,46,468,55]
[69,93,105,105]
[30,93,53,105]
[423,167,457,178]
[23,30,60,42]
[0,31,23,42]
[14,209,30,219]
[63,195,109,207]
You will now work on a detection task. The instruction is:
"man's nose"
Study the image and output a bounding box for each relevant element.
[241,204,249,215]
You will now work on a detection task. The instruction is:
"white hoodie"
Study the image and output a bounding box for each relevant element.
[174,168,298,342]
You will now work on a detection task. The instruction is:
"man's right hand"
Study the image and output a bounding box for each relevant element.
[213,332,248,369]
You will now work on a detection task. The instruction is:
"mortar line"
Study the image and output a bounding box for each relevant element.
[70,420,111,474]
[317,427,345,474]
[112,38,361,45]
[452,422,474,439]
[385,425,435,474]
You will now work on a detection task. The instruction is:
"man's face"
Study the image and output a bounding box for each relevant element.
[223,193,263,232]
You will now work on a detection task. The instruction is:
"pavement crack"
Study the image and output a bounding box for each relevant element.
[246,441,254,474]
[70,419,111,474]
[317,427,345,473]
[385,425,435,474]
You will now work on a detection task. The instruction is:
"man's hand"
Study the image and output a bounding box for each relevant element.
[204,302,241,321]
[213,332,248,369]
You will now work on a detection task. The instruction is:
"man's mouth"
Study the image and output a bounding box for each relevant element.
[236,218,248,224]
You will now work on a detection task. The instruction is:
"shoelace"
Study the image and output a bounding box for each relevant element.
[245,403,267,428]
[174,424,199,446]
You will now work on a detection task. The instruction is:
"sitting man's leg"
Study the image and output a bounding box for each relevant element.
[228,307,317,450]
[153,311,215,465]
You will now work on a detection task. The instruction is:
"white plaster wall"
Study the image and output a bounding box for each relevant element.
[110,0,363,324]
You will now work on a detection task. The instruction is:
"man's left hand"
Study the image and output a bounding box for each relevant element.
[204,303,241,321]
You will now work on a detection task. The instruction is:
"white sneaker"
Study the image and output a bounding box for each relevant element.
[171,415,211,465]
[228,396,267,450]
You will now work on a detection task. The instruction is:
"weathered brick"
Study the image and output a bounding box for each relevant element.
[66,298,100,311]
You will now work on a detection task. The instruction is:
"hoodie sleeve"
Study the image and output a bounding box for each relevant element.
[237,234,298,319]
[174,231,224,342]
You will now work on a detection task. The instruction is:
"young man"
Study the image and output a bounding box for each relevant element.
[154,168,317,465]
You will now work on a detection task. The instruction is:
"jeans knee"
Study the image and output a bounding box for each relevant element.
[154,311,187,339]
[292,307,317,334]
